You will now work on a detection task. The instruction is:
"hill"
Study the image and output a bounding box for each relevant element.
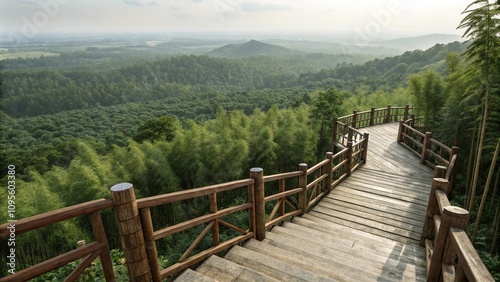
[207,39,300,58]
[375,34,463,52]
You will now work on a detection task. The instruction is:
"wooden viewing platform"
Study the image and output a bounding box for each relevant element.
[175,122,432,281]
[0,106,494,282]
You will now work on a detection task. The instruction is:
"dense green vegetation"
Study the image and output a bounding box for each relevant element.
[1,6,499,278]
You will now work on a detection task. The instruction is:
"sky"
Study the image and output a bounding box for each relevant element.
[0,0,473,41]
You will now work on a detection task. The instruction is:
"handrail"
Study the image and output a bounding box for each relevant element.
[421,166,495,281]
[397,116,459,188]
[0,199,115,282]
[336,105,412,130]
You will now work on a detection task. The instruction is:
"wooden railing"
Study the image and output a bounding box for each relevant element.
[336,105,411,130]
[0,199,115,282]
[421,166,494,281]
[109,146,364,281]
[397,116,459,188]
[0,144,364,281]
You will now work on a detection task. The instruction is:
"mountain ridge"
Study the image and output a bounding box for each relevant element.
[207,39,300,58]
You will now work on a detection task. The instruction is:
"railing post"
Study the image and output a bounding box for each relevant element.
[370,107,375,126]
[433,165,447,179]
[89,212,115,281]
[397,120,404,143]
[427,206,469,282]
[420,132,432,164]
[325,152,333,192]
[352,110,358,128]
[346,141,353,176]
[250,168,265,241]
[448,146,459,189]
[385,105,392,123]
[139,208,161,282]
[410,114,415,128]
[420,177,449,247]
[298,163,308,214]
[332,117,338,151]
[404,104,410,121]
[362,133,369,163]
[208,193,220,246]
[110,183,150,282]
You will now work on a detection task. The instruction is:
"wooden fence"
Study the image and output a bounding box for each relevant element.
[0,118,368,282]
[420,166,495,281]
[397,116,459,188]
[0,200,115,282]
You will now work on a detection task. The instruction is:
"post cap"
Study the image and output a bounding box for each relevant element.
[250,167,263,173]
[110,182,133,192]
[444,206,469,218]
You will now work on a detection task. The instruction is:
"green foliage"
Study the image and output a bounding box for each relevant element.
[31,249,129,282]
[312,88,343,158]
[133,115,181,143]
[408,69,445,129]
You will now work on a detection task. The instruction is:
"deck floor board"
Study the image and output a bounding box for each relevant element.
[300,122,432,280]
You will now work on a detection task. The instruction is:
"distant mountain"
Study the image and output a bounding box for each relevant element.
[208,40,300,58]
[264,39,401,57]
[374,34,463,52]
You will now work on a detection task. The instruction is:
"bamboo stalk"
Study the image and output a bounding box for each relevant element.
[472,138,500,241]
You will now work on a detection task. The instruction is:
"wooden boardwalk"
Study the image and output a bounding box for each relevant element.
[176,123,433,281]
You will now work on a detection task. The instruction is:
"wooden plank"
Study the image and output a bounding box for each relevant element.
[329,186,428,214]
[337,180,430,206]
[259,231,426,281]
[311,206,422,241]
[322,194,426,222]
[275,223,426,264]
[295,216,425,256]
[316,200,423,232]
[306,212,419,245]
[224,245,335,282]
[245,238,378,281]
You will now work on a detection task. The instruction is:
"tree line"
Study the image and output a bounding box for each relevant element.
[0,42,465,118]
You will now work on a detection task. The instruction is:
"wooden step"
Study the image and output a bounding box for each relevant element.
[174,268,216,282]
[320,196,425,227]
[356,167,432,184]
[263,227,426,281]
[308,207,421,244]
[194,254,279,282]
[315,200,424,234]
[329,185,428,214]
[278,222,426,265]
[296,215,425,255]
[244,236,376,282]
[224,244,335,282]
[339,174,431,205]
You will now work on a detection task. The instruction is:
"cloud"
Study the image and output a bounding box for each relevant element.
[170,5,183,11]
[191,0,204,2]
[240,2,295,13]
[123,0,158,7]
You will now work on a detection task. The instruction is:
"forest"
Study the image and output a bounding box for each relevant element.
[0,1,499,279]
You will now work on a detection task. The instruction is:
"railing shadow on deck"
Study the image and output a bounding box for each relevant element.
[0,105,494,281]
[395,113,494,281]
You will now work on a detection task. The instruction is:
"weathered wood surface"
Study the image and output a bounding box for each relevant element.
[176,123,431,281]
[362,123,434,178]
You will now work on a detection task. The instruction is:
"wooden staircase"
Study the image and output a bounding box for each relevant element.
[175,167,430,282]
